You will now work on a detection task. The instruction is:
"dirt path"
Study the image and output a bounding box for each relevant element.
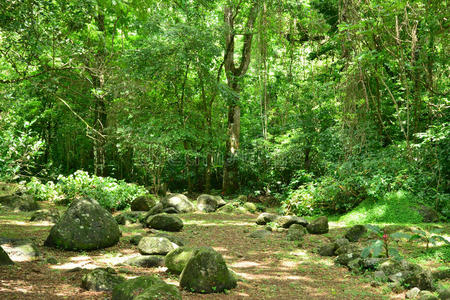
[0,211,392,299]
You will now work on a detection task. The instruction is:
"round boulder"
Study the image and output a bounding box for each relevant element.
[306,216,329,234]
[138,237,178,255]
[112,275,181,300]
[161,194,195,213]
[44,198,121,250]
[146,214,183,232]
[180,247,237,293]
[131,195,157,211]
[197,194,219,213]
[81,268,125,291]
[256,213,279,225]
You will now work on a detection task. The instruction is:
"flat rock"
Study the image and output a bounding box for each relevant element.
[137,237,178,255]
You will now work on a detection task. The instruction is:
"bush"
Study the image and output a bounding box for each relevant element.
[25,170,147,211]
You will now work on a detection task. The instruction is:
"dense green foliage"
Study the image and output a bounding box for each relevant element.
[1,0,448,219]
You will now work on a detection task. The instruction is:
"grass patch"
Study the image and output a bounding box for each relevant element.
[339,190,423,224]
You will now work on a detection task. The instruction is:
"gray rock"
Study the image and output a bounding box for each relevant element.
[131,195,157,211]
[179,247,237,293]
[406,287,421,299]
[335,244,360,256]
[125,255,165,268]
[197,194,219,212]
[81,268,126,291]
[112,275,181,300]
[318,243,337,256]
[161,193,195,213]
[276,216,308,228]
[256,213,279,225]
[145,214,183,232]
[44,198,121,250]
[30,209,60,223]
[0,246,13,265]
[373,270,387,281]
[249,229,272,239]
[344,225,367,242]
[378,259,433,291]
[306,216,329,234]
[165,247,195,274]
[287,224,307,241]
[138,237,178,255]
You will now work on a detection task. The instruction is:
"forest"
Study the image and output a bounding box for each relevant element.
[0,0,449,299]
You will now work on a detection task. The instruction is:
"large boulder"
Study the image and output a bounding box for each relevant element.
[344,225,367,242]
[131,195,157,211]
[81,268,125,291]
[165,247,195,274]
[180,247,237,293]
[138,237,178,255]
[0,194,39,211]
[125,255,165,268]
[112,276,181,300]
[30,209,61,223]
[44,198,121,250]
[161,193,195,213]
[256,213,279,225]
[307,216,329,234]
[145,214,183,232]
[0,246,14,265]
[197,194,220,212]
[276,216,309,228]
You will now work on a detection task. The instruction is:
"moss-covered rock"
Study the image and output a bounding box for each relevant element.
[256,213,279,225]
[130,235,144,245]
[145,214,183,232]
[217,202,247,214]
[138,237,178,255]
[243,202,257,213]
[179,247,237,293]
[165,247,195,274]
[306,216,329,234]
[0,246,13,265]
[112,276,181,300]
[0,194,40,211]
[0,238,40,261]
[248,229,272,239]
[197,194,220,212]
[131,195,157,211]
[286,224,307,241]
[81,268,125,291]
[161,194,195,213]
[44,198,121,250]
[154,233,185,246]
[277,216,309,228]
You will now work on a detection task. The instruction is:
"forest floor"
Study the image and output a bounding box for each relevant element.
[0,201,448,300]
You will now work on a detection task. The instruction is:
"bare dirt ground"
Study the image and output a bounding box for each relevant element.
[0,206,406,300]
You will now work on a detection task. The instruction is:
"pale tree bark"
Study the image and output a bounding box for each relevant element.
[222,2,258,195]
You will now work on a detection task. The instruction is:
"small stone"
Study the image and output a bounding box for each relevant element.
[406,287,421,299]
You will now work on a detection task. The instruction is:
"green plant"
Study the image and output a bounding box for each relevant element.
[409,228,450,251]
[362,225,410,259]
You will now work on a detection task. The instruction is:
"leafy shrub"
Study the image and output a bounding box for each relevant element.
[362,225,410,259]
[26,170,147,211]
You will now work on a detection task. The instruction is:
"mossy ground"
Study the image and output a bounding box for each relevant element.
[0,200,448,299]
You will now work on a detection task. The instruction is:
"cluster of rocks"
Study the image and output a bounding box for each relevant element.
[253,213,329,241]
[81,245,237,297]
[315,224,449,299]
